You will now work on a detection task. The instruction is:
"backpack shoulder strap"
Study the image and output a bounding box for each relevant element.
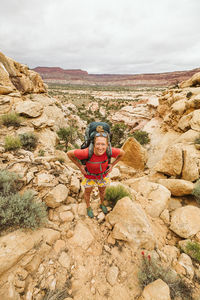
[106,143,112,163]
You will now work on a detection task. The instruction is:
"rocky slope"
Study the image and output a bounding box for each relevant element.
[1,52,200,300]
[33,66,200,87]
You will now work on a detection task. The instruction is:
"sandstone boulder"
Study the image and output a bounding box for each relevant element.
[107,197,156,249]
[154,144,183,176]
[124,178,171,217]
[177,253,194,279]
[158,179,194,196]
[170,205,200,238]
[138,279,171,300]
[190,110,200,132]
[38,128,59,149]
[45,184,69,208]
[182,149,199,181]
[121,137,147,170]
[177,113,192,131]
[171,99,186,115]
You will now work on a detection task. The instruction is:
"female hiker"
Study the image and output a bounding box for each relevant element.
[67,132,125,218]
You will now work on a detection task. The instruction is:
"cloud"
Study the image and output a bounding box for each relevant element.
[1,0,200,73]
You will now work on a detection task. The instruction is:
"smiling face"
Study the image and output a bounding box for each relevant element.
[94,136,108,156]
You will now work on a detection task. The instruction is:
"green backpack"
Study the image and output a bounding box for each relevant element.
[80,122,112,178]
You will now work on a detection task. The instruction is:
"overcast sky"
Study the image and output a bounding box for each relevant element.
[1,0,200,74]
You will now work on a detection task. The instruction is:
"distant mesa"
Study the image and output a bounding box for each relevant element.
[32,66,200,87]
[33,67,88,77]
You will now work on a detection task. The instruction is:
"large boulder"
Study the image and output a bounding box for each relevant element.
[154,144,183,176]
[121,137,148,170]
[158,179,194,196]
[170,205,200,238]
[138,279,171,300]
[124,178,171,217]
[107,197,156,250]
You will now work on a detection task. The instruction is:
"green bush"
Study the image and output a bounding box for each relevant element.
[186,91,193,99]
[0,170,47,231]
[184,241,200,262]
[111,123,128,147]
[191,180,200,204]
[132,130,150,145]
[4,135,21,151]
[138,253,193,300]
[19,132,38,151]
[105,184,131,208]
[1,112,21,127]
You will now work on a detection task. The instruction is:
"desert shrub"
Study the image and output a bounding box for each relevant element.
[191,180,200,204]
[38,149,45,156]
[1,112,21,127]
[105,184,131,208]
[0,169,19,195]
[138,253,193,300]
[186,91,193,99]
[0,170,47,231]
[57,126,77,147]
[132,130,150,145]
[194,136,200,144]
[4,135,21,151]
[111,123,129,147]
[184,241,200,263]
[19,132,38,151]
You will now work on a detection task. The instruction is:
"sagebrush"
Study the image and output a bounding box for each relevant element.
[19,132,38,151]
[0,170,47,231]
[1,112,21,127]
[184,241,200,263]
[4,135,21,151]
[105,184,131,208]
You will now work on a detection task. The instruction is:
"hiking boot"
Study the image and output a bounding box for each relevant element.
[87,207,94,218]
[100,204,108,214]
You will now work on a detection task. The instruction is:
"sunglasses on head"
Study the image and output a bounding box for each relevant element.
[95,132,108,137]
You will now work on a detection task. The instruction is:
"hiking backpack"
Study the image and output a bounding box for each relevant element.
[80,122,112,177]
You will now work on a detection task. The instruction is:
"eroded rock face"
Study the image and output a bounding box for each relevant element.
[122,137,148,170]
[0,51,46,94]
[170,205,200,238]
[15,100,43,117]
[107,197,156,250]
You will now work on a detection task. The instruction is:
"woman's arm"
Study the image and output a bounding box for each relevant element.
[108,149,125,173]
[67,150,87,175]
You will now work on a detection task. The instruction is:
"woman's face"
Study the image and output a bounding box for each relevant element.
[94,136,108,156]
